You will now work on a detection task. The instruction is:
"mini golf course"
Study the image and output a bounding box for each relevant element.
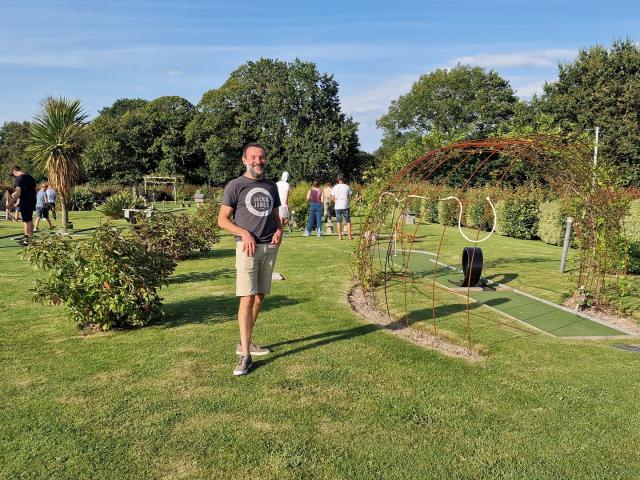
[382,247,633,339]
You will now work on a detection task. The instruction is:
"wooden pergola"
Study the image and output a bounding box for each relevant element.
[142,175,183,204]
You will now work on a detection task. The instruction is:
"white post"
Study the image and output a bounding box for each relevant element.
[559,217,573,273]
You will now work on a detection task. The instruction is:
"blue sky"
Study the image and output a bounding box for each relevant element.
[1,0,639,152]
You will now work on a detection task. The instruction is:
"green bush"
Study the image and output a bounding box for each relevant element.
[288,182,310,228]
[498,189,540,240]
[99,191,146,219]
[69,186,98,211]
[131,203,220,259]
[627,241,640,274]
[624,199,640,243]
[537,200,568,245]
[420,201,439,223]
[23,225,176,330]
[437,199,458,226]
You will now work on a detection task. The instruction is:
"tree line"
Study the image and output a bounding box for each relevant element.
[2,40,640,187]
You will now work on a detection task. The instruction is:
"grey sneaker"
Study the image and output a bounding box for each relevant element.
[236,341,271,356]
[233,355,253,376]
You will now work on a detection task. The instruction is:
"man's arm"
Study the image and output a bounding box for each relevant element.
[217,204,256,256]
[270,208,283,246]
[7,187,21,209]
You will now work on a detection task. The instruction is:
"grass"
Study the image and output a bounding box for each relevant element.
[1,211,640,479]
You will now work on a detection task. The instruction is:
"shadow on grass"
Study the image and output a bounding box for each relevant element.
[485,272,518,284]
[169,268,235,284]
[254,324,380,369]
[159,294,299,328]
[405,297,509,326]
[194,247,236,260]
[484,256,556,268]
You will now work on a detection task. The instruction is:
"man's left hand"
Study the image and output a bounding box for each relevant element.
[271,228,283,246]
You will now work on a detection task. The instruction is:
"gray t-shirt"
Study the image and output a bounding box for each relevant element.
[221,175,281,244]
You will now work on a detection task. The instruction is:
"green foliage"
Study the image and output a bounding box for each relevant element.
[186,58,360,185]
[537,201,567,246]
[69,186,98,211]
[288,182,311,228]
[420,201,439,223]
[627,242,640,274]
[464,188,499,232]
[498,194,540,240]
[131,204,220,260]
[437,199,458,227]
[99,190,145,219]
[378,65,517,141]
[22,225,176,329]
[28,96,87,229]
[83,97,203,184]
[623,199,640,242]
[0,121,39,180]
[540,39,640,186]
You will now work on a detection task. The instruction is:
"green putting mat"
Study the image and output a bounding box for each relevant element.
[377,247,629,338]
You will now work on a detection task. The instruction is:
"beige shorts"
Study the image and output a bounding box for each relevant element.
[235,242,279,296]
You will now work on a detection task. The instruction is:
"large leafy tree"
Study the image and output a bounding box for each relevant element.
[0,121,40,183]
[83,97,203,183]
[186,58,361,185]
[376,65,518,185]
[28,97,87,229]
[378,65,518,147]
[540,39,640,186]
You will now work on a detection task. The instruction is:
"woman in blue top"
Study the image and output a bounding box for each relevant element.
[34,183,53,231]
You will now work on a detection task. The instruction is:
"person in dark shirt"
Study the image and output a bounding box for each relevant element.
[8,166,37,244]
[218,143,283,376]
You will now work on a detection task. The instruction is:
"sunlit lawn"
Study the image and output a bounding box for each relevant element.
[1,211,639,479]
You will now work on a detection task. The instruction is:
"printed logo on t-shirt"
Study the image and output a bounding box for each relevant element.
[245,187,273,217]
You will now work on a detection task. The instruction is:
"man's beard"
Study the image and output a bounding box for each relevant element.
[247,165,264,179]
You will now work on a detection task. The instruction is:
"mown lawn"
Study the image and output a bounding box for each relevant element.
[1,211,640,479]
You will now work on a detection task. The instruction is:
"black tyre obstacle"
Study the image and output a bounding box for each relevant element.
[461,247,483,287]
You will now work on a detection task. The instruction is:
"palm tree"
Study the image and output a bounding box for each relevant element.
[28,97,87,230]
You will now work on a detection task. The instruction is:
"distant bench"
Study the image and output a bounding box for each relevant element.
[123,208,154,223]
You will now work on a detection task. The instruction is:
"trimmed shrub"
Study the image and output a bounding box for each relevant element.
[627,242,640,274]
[437,199,458,226]
[537,200,567,246]
[624,199,640,243]
[23,225,176,330]
[99,191,146,219]
[288,182,310,228]
[420,200,439,223]
[131,203,220,259]
[498,188,540,240]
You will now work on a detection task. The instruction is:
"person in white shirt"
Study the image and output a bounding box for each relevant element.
[276,171,291,232]
[331,174,353,240]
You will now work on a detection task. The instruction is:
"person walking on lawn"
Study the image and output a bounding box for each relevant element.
[331,174,353,240]
[8,166,36,245]
[46,184,57,220]
[34,183,54,231]
[218,143,283,376]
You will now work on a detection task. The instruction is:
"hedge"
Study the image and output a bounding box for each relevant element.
[498,196,540,240]
[537,201,567,246]
[437,199,458,226]
[623,200,640,274]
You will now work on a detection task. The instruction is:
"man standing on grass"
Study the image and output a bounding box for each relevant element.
[8,166,37,245]
[218,143,283,376]
[331,174,353,240]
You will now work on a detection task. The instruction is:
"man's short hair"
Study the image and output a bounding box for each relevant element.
[12,165,21,172]
[242,142,267,158]
[337,174,345,181]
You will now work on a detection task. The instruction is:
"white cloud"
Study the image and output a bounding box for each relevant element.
[166,69,183,76]
[341,74,416,117]
[512,79,547,98]
[449,49,576,68]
